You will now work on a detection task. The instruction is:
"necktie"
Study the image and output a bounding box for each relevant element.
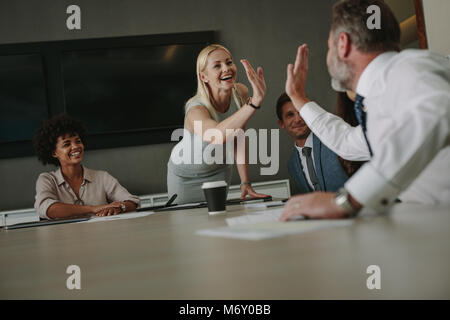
[301,147,321,191]
[354,94,373,157]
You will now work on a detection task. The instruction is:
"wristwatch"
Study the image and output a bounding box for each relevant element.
[119,202,126,213]
[334,188,358,218]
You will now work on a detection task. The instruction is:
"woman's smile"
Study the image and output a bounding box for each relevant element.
[53,134,85,165]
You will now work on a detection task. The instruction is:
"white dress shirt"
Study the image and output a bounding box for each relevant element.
[294,134,316,190]
[300,49,450,211]
[300,103,371,161]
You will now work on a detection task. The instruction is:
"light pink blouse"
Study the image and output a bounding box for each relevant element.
[34,166,140,219]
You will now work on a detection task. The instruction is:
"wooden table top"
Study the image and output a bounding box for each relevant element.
[1,203,449,299]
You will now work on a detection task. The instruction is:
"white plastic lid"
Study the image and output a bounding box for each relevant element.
[201,180,227,189]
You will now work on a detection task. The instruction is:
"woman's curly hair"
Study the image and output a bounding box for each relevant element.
[33,114,87,166]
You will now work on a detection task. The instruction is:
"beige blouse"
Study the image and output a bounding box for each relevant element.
[34,166,140,219]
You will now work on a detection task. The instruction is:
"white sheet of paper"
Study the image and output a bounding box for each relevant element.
[226,207,305,226]
[226,207,290,226]
[172,202,204,208]
[244,201,285,209]
[197,219,354,241]
[82,211,155,223]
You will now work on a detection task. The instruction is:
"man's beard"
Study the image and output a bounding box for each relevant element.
[331,77,347,92]
[329,50,353,92]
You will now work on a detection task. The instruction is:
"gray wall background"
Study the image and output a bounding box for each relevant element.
[0,0,337,210]
[0,0,413,211]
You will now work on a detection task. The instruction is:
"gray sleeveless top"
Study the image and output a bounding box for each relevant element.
[168,91,242,178]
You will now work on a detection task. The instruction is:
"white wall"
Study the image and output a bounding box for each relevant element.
[423,0,450,56]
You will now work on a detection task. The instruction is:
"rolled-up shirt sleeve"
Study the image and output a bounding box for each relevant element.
[34,173,60,219]
[102,172,141,207]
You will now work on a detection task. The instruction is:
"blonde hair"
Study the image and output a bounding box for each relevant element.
[185,44,242,122]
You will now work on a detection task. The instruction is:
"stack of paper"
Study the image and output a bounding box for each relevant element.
[244,200,285,209]
[226,207,293,226]
[197,208,353,240]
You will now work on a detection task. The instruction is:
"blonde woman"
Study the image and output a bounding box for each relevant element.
[167,44,269,204]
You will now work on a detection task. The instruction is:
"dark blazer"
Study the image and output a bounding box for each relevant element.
[287,134,348,194]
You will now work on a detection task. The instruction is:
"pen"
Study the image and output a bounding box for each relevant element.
[165,194,177,207]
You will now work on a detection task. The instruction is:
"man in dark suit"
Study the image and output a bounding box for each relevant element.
[276,92,348,194]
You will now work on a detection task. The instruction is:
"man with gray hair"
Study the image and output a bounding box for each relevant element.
[281,0,450,220]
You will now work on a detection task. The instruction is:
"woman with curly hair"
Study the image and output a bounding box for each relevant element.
[33,114,140,219]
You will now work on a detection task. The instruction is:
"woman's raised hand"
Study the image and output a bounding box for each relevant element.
[241,59,266,106]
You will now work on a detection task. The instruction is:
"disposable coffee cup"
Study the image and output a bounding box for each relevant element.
[201,180,227,215]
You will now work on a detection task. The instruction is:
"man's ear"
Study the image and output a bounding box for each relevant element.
[337,31,352,59]
[278,119,285,129]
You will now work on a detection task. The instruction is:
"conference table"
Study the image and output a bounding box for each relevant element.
[0,202,449,299]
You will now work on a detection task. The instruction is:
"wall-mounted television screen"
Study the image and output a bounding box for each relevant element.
[0,31,215,159]
[0,54,48,144]
[62,44,204,135]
